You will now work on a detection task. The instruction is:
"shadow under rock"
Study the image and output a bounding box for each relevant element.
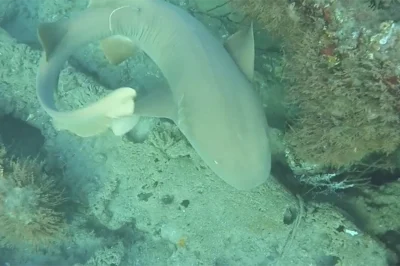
[271,158,400,265]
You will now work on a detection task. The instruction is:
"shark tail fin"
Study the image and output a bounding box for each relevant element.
[37,20,69,62]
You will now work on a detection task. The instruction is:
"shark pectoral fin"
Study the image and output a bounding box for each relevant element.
[100,35,139,65]
[110,87,176,136]
[135,88,177,121]
[111,115,140,136]
[51,87,137,137]
[53,116,110,137]
[224,22,255,81]
[37,20,69,61]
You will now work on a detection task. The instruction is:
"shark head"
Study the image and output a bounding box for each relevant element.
[190,124,271,190]
[178,77,271,190]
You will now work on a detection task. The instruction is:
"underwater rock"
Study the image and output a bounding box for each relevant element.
[0,146,65,249]
[0,0,17,26]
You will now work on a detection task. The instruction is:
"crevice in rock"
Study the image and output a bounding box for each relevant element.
[2,9,41,50]
[369,169,400,186]
[0,114,45,158]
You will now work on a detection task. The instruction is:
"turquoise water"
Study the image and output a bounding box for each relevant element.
[0,0,398,265]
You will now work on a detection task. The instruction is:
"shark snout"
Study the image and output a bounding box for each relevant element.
[212,146,271,190]
[232,159,270,190]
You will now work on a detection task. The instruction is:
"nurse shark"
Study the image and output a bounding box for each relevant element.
[36,0,271,190]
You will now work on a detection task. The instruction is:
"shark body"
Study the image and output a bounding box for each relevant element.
[36,0,271,190]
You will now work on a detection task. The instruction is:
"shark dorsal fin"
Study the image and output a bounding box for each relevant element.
[100,35,139,65]
[37,20,69,61]
[224,23,255,81]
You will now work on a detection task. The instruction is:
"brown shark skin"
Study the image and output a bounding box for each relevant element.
[36,0,271,190]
